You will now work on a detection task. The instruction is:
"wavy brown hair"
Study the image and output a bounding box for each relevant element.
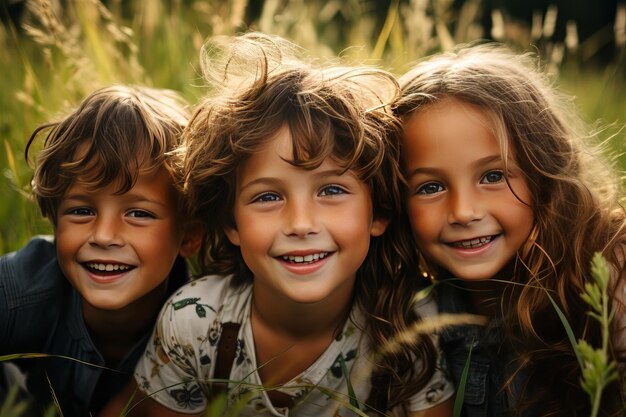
[394,43,626,416]
[25,85,191,225]
[183,32,436,410]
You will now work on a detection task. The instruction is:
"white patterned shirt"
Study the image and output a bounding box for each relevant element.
[135,274,453,416]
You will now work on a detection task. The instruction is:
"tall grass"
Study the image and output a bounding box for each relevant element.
[0,1,624,415]
[1,0,624,253]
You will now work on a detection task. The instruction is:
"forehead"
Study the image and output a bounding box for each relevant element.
[236,127,348,184]
[402,98,504,166]
[65,166,176,200]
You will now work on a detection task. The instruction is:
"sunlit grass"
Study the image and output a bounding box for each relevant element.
[1,0,624,253]
[0,1,624,415]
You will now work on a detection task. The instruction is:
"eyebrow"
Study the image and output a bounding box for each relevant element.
[62,192,168,208]
[239,168,351,191]
[407,154,503,177]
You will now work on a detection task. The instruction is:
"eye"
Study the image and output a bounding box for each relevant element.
[252,192,281,203]
[481,170,505,184]
[416,182,444,195]
[66,207,94,216]
[319,184,347,196]
[126,209,155,219]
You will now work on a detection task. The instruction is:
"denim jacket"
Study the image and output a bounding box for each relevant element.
[437,282,515,417]
[0,236,188,416]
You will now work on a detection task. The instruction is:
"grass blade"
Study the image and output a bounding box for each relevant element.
[453,341,473,417]
[545,292,584,369]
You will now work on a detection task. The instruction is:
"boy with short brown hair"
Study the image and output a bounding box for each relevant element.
[0,85,201,416]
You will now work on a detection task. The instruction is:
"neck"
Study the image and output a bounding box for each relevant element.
[249,279,354,387]
[442,263,517,318]
[251,282,353,340]
[462,280,506,318]
[82,280,169,365]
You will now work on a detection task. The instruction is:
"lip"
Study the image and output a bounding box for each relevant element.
[445,234,499,255]
[81,260,136,284]
[275,251,334,275]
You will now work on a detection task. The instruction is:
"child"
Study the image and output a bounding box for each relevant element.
[118,33,455,416]
[394,44,626,416]
[0,85,202,416]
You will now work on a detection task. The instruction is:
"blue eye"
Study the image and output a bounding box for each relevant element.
[253,192,281,203]
[481,170,505,184]
[319,185,346,196]
[416,183,444,195]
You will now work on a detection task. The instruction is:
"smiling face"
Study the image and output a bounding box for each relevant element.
[402,98,534,281]
[225,127,387,307]
[55,167,186,310]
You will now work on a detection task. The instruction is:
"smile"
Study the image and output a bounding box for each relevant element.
[83,262,134,273]
[449,235,495,249]
[281,252,329,264]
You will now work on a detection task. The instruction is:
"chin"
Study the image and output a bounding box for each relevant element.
[84,296,131,311]
[448,267,500,282]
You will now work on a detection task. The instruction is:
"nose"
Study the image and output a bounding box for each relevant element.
[447,188,484,226]
[283,197,319,238]
[90,213,124,247]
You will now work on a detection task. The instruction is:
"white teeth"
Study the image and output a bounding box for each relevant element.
[452,236,493,249]
[281,252,328,264]
[86,263,131,272]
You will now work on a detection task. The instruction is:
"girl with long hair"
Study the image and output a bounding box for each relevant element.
[394,43,626,416]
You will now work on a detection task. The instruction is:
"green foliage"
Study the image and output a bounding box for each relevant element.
[548,253,620,417]
[0,382,57,417]
[578,253,620,417]
[453,341,473,417]
[0,385,28,417]
[0,0,624,415]
[1,0,624,254]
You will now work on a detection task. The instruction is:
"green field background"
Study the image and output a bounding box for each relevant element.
[1,0,625,254]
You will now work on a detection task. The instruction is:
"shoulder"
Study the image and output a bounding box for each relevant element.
[167,273,236,310]
[1,236,57,274]
[158,274,245,337]
[412,289,441,318]
[0,236,66,305]
[0,236,68,346]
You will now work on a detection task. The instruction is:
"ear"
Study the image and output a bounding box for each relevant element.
[224,226,241,246]
[179,226,204,258]
[370,217,389,237]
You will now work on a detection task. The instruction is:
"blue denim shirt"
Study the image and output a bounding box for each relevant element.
[0,236,188,416]
[437,282,515,417]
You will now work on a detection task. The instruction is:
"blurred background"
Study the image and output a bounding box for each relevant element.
[0,0,625,253]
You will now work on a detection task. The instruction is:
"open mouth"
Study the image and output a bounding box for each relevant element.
[280,252,330,265]
[82,262,135,275]
[449,235,497,249]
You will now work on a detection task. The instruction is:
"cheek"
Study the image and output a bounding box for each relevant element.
[406,200,436,239]
[510,204,534,241]
[508,177,533,207]
[333,216,369,243]
[332,200,375,236]
[503,180,534,233]
[55,223,80,259]
[146,223,185,258]
[54,224,84,284]
[234,213,275,251]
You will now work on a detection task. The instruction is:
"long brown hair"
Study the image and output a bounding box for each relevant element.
[394,43,626,416]
[183,32,436,409]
